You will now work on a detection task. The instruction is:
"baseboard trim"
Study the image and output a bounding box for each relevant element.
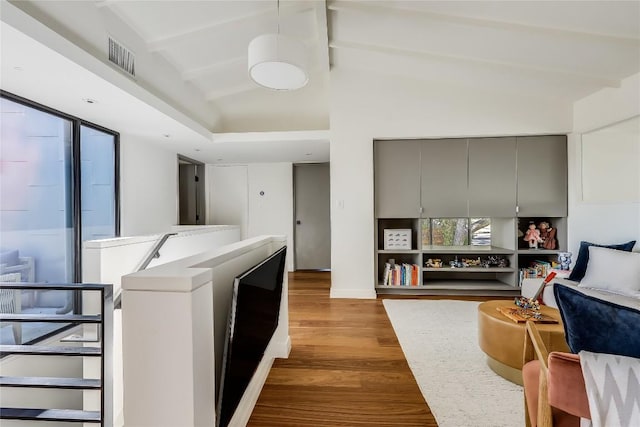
[330,288,377,299]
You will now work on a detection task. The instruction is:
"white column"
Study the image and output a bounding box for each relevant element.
[122,271,215,427]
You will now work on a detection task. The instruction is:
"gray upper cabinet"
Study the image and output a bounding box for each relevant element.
[421,139,469,217]
[374,140,421,218]
[468,137,517,217]
[516,136,568,217]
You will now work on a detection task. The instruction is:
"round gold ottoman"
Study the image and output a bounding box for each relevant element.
[477,300,569,385]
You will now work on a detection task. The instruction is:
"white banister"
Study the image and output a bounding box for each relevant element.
[121,235,289,427]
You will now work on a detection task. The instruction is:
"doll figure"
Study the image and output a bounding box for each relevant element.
[558,252,572,270]
[538,221,557,250]
[523,223,543,249]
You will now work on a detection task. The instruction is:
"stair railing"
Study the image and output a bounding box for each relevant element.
[0,282,113,425]
[114,232,177,309]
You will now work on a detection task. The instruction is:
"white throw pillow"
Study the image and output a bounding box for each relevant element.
[579,246,640,297]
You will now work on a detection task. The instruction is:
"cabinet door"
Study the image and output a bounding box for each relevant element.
[374,140,421,218]
[517,136,567,217]
[468,137,517,217]
[421,139,469,217]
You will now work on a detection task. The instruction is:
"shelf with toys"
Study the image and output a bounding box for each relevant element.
[517,217,570,287]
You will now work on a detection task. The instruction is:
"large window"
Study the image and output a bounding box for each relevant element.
[0,92,119,344]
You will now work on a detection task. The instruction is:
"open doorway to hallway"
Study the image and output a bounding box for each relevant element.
[178,155,205,225]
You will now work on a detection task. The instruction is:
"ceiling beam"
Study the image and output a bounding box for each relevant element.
[182,57,245,81]
[328,1,640,48]
[330,39,621,89]
[316,1,330,72]
[211,129,329,144]
[206,82,258,100]
[180,32,318,81]
[146,3,316,52]
[93,0,118,9]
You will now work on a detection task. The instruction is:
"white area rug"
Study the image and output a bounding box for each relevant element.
[383,299,523,427]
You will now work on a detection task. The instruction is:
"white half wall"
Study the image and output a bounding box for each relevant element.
[329,69,573,298]
[120,135,178,236]
[208,163,295,271]
[567,73,640,256]
[121,236,289,427]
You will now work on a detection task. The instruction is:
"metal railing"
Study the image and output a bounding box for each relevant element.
[0,282,113,425]
[114,232,177,309]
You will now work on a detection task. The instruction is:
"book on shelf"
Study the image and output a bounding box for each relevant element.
[520,260,551,280]
[382,262,420,286]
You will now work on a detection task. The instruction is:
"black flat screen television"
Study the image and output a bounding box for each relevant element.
[216,246,287,427]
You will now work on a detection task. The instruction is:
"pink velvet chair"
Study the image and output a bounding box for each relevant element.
[522,321,591,427]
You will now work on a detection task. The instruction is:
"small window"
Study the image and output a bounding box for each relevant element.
[470,218,491,246]
[431,218,469,246]
[422,218,491,247]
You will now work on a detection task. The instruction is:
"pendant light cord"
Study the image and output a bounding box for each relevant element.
[277,0,280,35]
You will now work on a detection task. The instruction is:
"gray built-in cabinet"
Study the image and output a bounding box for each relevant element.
[421,139,469,217]
[374,135,568,294]
[517,135,568,217]
[374,140,421,218]
[468,137,517,217]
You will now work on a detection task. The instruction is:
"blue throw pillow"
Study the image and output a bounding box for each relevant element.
[554,284,640,358]
[568,240,636,281]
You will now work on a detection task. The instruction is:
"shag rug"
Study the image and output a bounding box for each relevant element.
[383,299,523,427]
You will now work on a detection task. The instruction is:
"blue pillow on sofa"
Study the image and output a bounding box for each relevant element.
[568,240,636,281]
[554,284,640,358]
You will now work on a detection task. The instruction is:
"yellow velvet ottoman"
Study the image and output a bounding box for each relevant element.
[477,300,569,385]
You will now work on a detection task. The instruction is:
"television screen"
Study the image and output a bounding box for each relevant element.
[217,246,287,427]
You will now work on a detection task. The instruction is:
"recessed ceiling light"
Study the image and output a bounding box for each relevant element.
[195,148,201,152]
[305,153,312,156]
[13,66,23,71]
[217,158,223,161]
[82,98,98,104]
[163,134,171,138]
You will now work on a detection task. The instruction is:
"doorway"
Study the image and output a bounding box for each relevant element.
[178,155,205,225]
[294,163,330,270]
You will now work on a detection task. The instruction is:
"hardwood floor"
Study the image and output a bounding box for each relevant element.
[248,271,438,426]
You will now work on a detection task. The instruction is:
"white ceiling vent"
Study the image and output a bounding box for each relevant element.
[108,37,135,78]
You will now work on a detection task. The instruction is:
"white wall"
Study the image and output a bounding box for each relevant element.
[567,73,640,256]
[207,165,249,239]
[329,69,573,298]
[247,163,294,271]
[120,135,178,236]
[208,163,295,271]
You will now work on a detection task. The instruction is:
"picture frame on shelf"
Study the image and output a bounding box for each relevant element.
[383,229,412,250]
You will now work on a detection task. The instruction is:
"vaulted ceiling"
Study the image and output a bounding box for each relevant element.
[2,0,639,161]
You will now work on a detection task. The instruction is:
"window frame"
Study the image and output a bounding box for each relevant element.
[1,90,120,343]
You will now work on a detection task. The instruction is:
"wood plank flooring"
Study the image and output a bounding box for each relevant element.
[248,271,438,426]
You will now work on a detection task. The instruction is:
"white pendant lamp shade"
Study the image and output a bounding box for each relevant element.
[248,34,309,90]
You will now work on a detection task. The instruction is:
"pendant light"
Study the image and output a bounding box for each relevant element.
[247,0,309,90]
